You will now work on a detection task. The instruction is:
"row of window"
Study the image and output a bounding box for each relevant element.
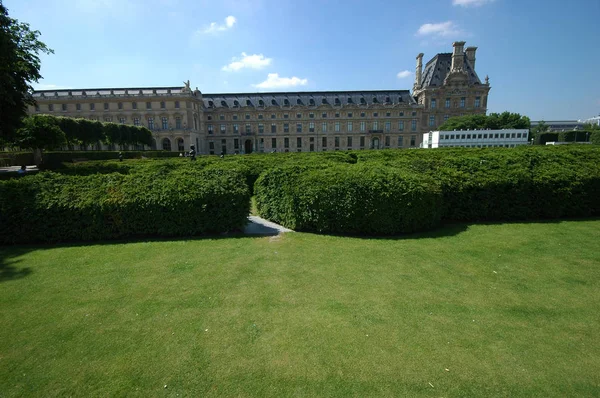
[429,97,482,109]
[206,111,418,121]
[206,95,406,109]
[208,135,419,153]
[440,132,527,140]
[37,100,183,112]
[441,144,524,148]
[207,120,419,134]
[92,116,185,130]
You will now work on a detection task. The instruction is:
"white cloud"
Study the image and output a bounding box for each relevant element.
[397,70,412,79]
[222,53,272,72]
[201,15,237,34]
[416,21,463,37]
[453,0,495,7]
[252,73,308,89]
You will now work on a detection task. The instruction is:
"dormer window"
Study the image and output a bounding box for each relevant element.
[234,100,240,107]
[334,98,341,106]
[309,99,315,106]
[347,97,353,104]
[284,99,290,106]
[360,98,366,105]
[208,100,214,107]
[385,96,391,103]
[259,99,265,107]
[246,99,252,106]
[372,97,378,103]
[322,98,327,105]
[221,100,227,107]
[271,99,277,106]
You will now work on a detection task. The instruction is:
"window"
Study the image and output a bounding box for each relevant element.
[373,112,378,117]
[258,114,264,120]
[322,137,327,148]
[234,139,239,149]
[517,133,521,138]
[385,136,390,147]
[162,138,171,151]
[207,116,212,121]
[133,117,140,126]
[208,124,213,134]
[245,124,251,134]
[258,124,264,134]
[412,111,416,116]
[347,121,353,132]
[494,134,499,139]
[243,114,250,120]
[309,122,315,132]
[284,123,289,133]
[284,113,289,119]
[104,117,112,122]
[284,138,289,148]
[119,117,126,124]
[360,112,366,117]
[483,134,488,139]
[347,137,352,148]
[399,121,404,131]
[322,122,327,133]
[500,133,505,139]
[309,113,315,119]
[147,117,154,129]
[297,137,302,148]
[461,134,466,139]
[335,137,340,148]
[220,124,226,134]
[475,97,481,108]
[335,122,340,132]
[398,136,403,147]
[104,102,109,110]
[322,112,327,118]
[335,112,340,118]
[61,104,67,111]
[177,138,184,152]
[431,99,436,109]
[233,124,239,133]
[445,98,450,108]
[146,102,152,109]
[399,112,404,117]
[460,97,465,108]
[296,123,302,133]
[271,114,276,119]
[219,114,225,121]
[429,116,435,127]
[360,121,366,132]
[386,112,391,117]
[385,121,391,132]
[271,138,276,149]
[411,120,417,131]
[209,142,214,150]
[347,112,353,118]
[162,117,168,130]
[373,121,378,130]
[89,103,94,111]
[271,124,277,133]
[175,117,181,129]
[296,113,302,119]
[467,134,471,139]
[175,101,180,109]
[160,101,166,109]
[410,135,416,147]
[360,136,365,147]
[444,115,449,122]
[132,102,137,110]
[76,103,81,111]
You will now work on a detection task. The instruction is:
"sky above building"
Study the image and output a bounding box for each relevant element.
[6,0,600,121]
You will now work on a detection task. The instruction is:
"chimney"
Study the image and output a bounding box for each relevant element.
[465,46,477,70]
[451,41,466,72]
[414,53,424,90]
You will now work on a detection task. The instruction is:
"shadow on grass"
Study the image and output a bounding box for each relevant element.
[0,247,33,283]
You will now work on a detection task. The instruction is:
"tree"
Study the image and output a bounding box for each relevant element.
[0,3,53,141]
[14,114,66,150]
[530,120,549,144]
[438,112,531,131]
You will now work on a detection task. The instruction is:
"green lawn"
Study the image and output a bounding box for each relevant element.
[1,220,599,397]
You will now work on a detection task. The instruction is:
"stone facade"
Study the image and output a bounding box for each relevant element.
[28,42,490,154]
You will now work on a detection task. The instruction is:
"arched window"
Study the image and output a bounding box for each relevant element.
[271,99,277,106]
[322,98,327,105]
[177,138,184,152]
[360,98,366,105]
[246,99,252,106]
[297,99,302,105]
[334,98,341,105]
[234,100,240,107]
[284,99,290,106]
[309,98,315,106]
[162,138,172,151]
[221,100,227,107]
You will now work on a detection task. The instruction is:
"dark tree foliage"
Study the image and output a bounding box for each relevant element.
[14,114,65,150]
[0,3,53,141]
[439,112,531,131]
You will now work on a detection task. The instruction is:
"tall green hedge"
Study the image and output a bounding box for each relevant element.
[255,165,442,234]
[39,150,181,170]
[0,168,250,244]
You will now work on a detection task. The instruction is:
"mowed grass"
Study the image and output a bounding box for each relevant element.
[1,220,599,397]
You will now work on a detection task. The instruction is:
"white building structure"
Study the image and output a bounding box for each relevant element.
[422,129,529,148]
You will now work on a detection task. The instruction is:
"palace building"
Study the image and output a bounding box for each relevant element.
[28,41,490,154]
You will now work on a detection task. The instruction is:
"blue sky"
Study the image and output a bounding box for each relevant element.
[6,0,600,120]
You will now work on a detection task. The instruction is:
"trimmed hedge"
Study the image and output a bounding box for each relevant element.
[0,152,34,167]
[39,150,181,170]
[0,168,250,244]
[255,165,442,234]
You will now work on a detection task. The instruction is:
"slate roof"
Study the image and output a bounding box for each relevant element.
[32,87,188,98]
[420,53,482,88]
[201,90,415,110]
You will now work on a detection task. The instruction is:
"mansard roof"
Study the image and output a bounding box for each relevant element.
[31,86,190,98]
[420,53,482,88]
[201,90,415,110]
